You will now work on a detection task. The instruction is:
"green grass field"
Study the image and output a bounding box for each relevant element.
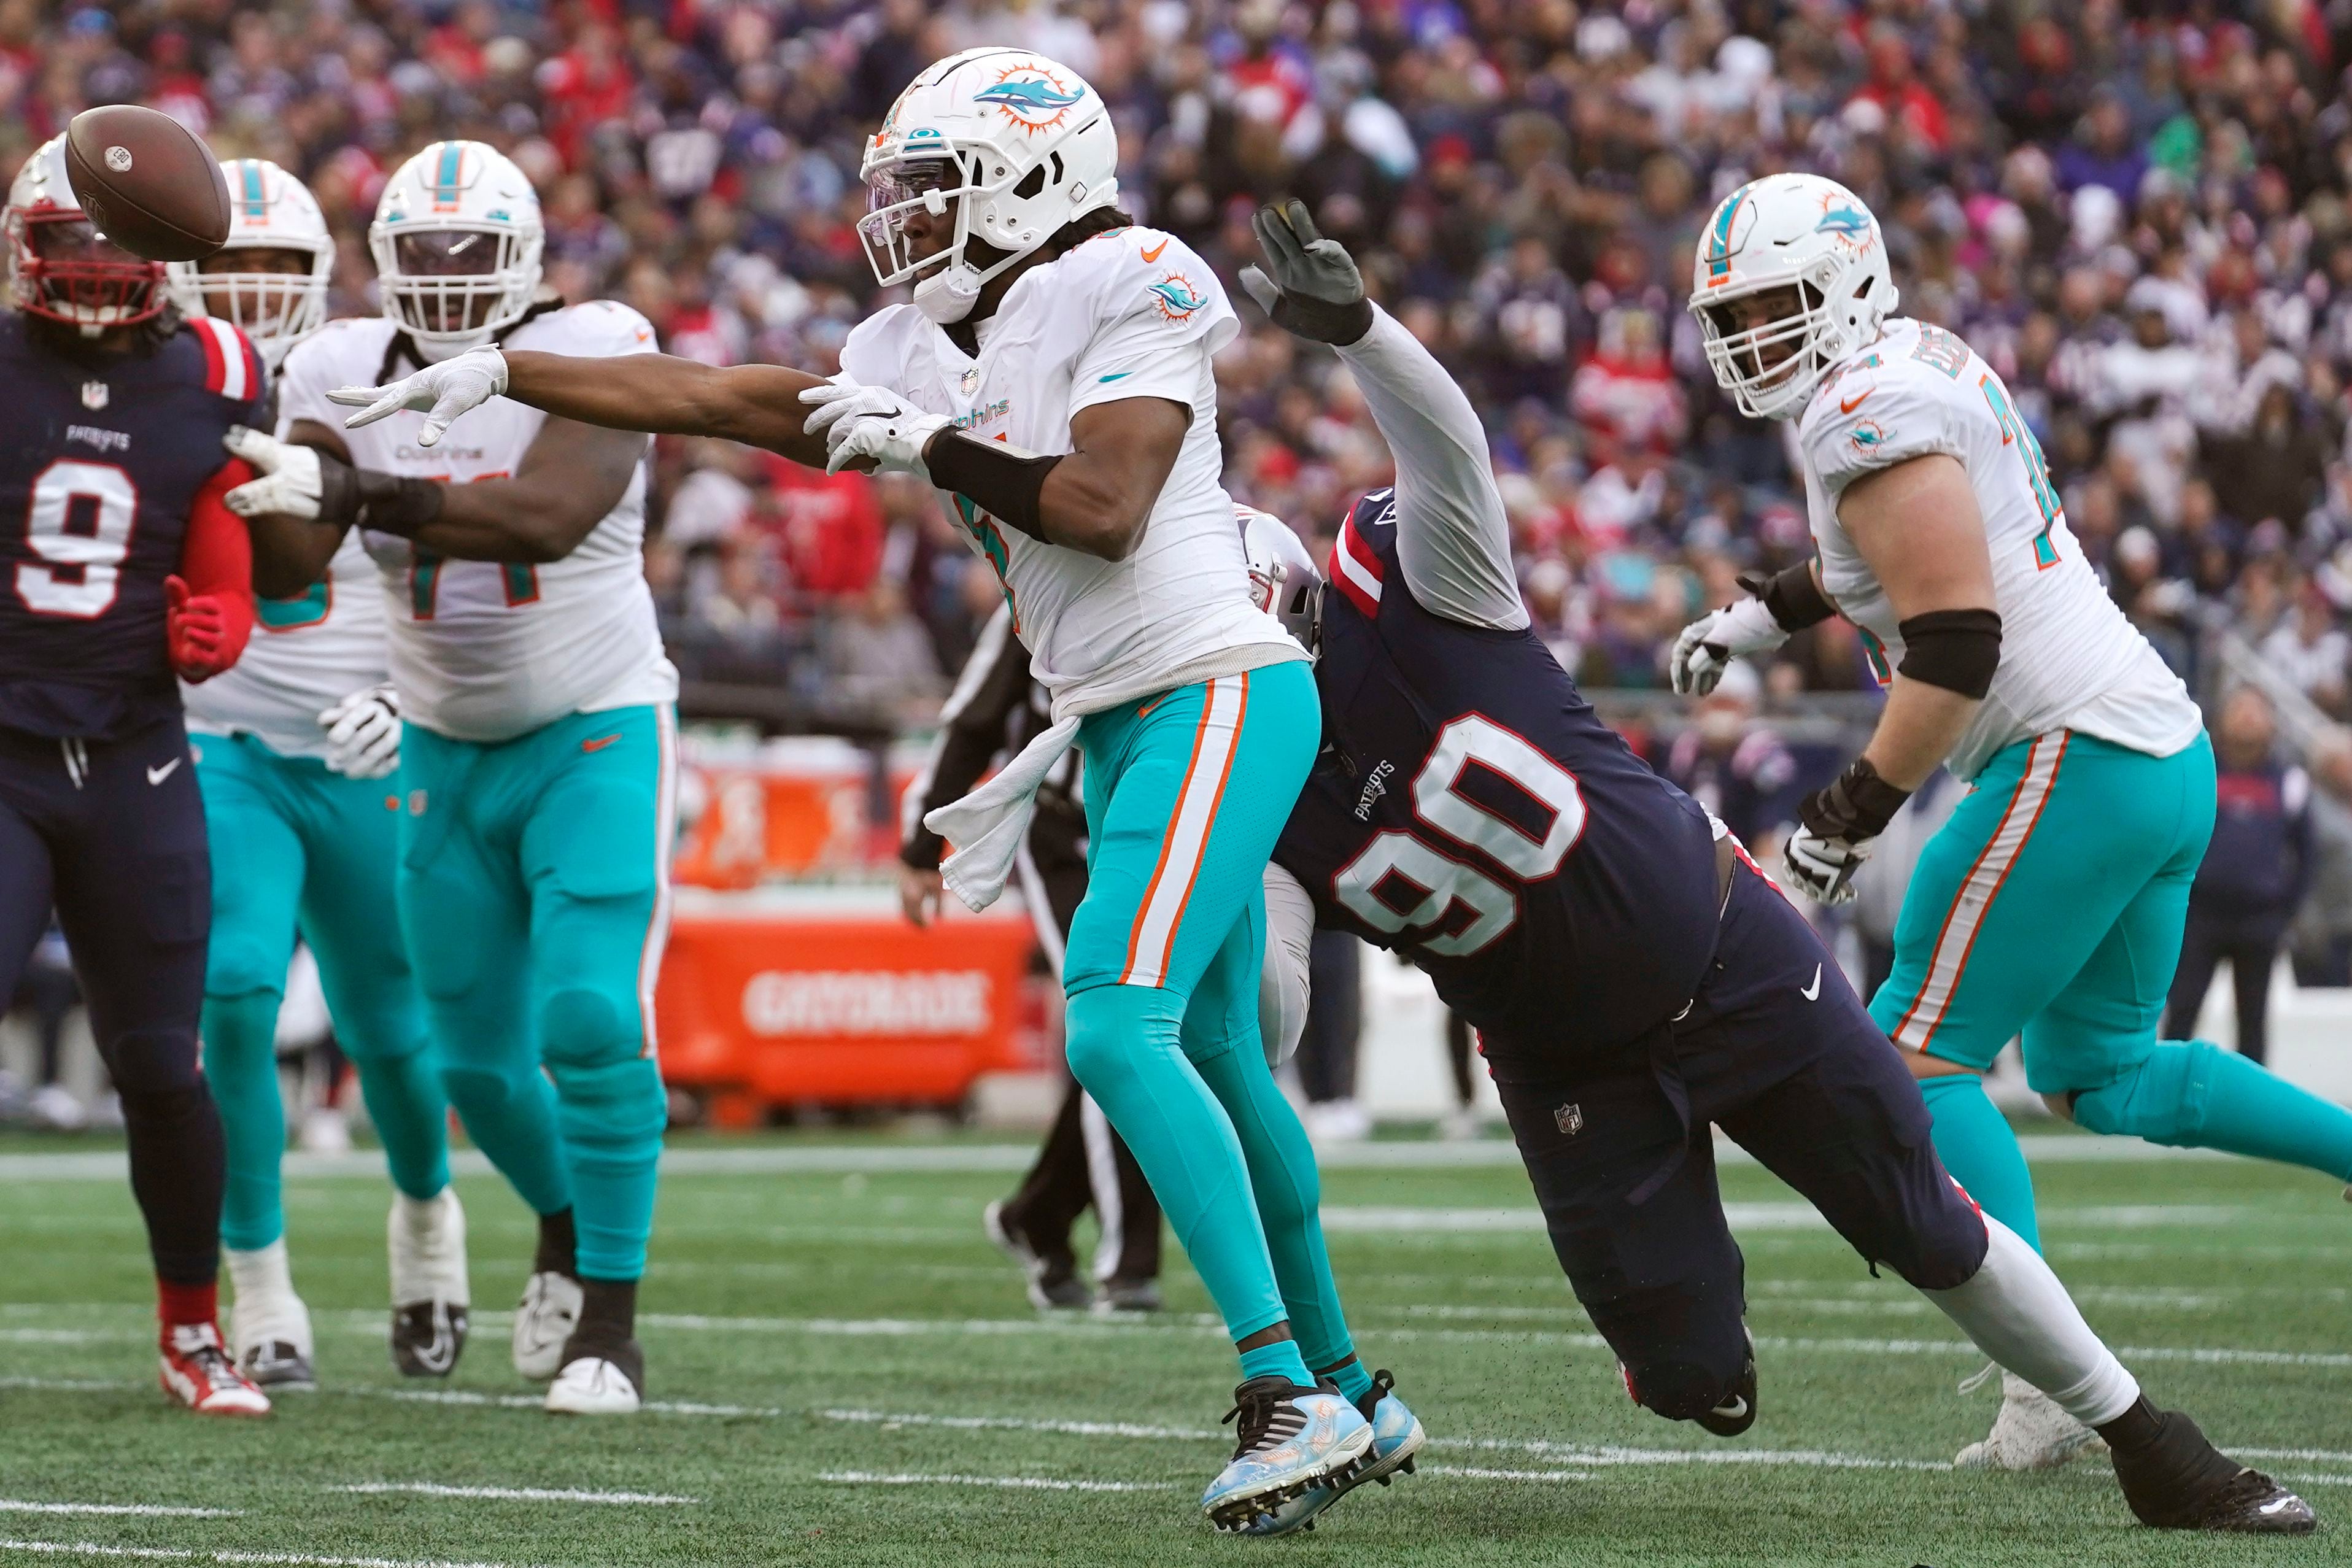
[0,1126,2345,1567]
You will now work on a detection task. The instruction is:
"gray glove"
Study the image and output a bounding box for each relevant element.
[1238,199,1375,346]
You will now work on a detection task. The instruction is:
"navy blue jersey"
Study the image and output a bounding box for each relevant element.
[1272,492,1724,1065]
[0,313,266,739]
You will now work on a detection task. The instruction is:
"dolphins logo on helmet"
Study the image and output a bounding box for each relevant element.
[973,62,1085,133]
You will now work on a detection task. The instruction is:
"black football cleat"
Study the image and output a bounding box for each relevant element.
[2109,1405,2316,1533]
[1694,1353,1759,1437]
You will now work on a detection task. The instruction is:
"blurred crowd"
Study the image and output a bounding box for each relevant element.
[18,0,2352,954]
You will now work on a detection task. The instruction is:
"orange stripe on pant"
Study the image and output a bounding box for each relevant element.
[1118,674,1248,988]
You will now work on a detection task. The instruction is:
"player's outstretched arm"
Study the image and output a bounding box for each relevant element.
[406,415,648,564]
[1241,200,1523,630]
[329,344,835,471]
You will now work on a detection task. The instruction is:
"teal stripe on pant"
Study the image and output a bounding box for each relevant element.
[196,732,449,1253]
[398,706,675,1281]
[1059,661,1356,1381]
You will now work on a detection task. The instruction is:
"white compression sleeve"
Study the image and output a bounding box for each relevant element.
[1336,306,1527,631]
[1920,1213,2141,1427]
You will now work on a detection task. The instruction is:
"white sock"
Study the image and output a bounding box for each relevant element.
[1920,1213,2140,1427]
[225,1237,295,1307]
[392,1188,447,1235]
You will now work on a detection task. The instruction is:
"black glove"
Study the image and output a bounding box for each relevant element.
[1237,199,1375,347]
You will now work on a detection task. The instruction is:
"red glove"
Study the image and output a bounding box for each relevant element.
[165,574,235,682]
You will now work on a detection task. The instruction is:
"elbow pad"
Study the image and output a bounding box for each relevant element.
[1737,562,1836,633]
[1897,609,2003,698]
[924,432,1064,543]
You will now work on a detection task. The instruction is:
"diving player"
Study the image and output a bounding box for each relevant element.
[1671,171,2352,1466]
[170,158,468,1391]
[1238,199,2311,1535]
[218,140,674,1415]
[325,52,1410,1529]
[0,136,268,1415]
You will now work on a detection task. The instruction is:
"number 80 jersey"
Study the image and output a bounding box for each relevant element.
[1798,317,2201,781]
[1271,493,1723,1068]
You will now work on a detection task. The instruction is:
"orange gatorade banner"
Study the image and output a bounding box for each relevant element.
[654,891,1040,1117]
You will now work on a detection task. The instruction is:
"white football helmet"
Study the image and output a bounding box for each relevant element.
[1689,172,1897,420]
[859,47,1120,324]
[1239,506,1324,654]
[166,160,331,369]
[369,139,543,349]
[6,134,164,330]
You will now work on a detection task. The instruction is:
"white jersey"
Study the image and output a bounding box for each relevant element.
[182,530,385,761]
[277,303,676,743]
[1797,317,2202,781]
[840,226,1302,718]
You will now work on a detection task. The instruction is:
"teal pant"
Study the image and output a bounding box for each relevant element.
[195,732,448,1253]
[1061,662,1360,1380]
[1872,730,2213,1092]
[397,705,675,1282]
[1876,728,2352,1251]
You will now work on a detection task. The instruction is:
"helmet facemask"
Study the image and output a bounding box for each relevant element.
[373,223,541,346]
[11,211,164,331]
[861,145,1053,324]
[172,243,330,368]
[1695,246,1887,421]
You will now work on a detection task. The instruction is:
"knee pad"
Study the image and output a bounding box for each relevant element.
[1061,985,1171,1099]
[544,1055,665,1150]
[108,1029,203,1095]
[2068,1042,2220,1148]
[441,1061,536,1116]
[539,985,639,1069]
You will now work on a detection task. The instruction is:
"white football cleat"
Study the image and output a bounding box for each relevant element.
[161,1322,271,1417]
[513,1269,584,1381]
[546,1351,641,1415]
[1954,1369,2106,1470]
[389,1188,471,1378]
[226,1240,315,1391]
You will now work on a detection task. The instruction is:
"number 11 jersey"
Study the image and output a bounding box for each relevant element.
[1271,490,1723,1067]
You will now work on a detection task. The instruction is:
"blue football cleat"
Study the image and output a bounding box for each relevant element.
[1238,1369,1425,1535]
[1202,1375,1372,1532]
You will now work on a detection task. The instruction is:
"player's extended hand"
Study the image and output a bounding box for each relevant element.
[319,682,401,780]
[799,380,950,479]
[164,574,232,682]
[221,426,326,520]
[1669,596,1789,697]
[898,862,944,928]
[1239,199,1375,346]
[1783,758,1912,905]
[327,345,508,447]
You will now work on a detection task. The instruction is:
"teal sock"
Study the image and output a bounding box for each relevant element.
[1063,984,1289,1345]
[348,1045,450,1202]
[1319,1356,1375,1404]
[1191,1037,1361,1379]
[2072,1040,2352,1181]
[1239,1338,1314,1389]
[202,989,287,1252]
[441,1058,571,1218]
[548,1054,667,1280]
[1917,1073,2043,1253]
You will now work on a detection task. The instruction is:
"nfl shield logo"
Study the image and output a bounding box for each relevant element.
[959,365,980,399]
[80,380,107,410]
[1553,1103,1583,1137]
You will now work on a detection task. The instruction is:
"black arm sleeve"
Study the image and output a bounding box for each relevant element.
[899,611,1037,871]
[1738,562,1836,634]
[925,433,1065,543]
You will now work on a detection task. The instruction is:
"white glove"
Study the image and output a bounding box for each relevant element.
[798,380,950,479]
[326,345,508,448]
[1669,596,1788,697]
[221,426,324,520]
[319,683,401,780]
[1782,823,1872,906]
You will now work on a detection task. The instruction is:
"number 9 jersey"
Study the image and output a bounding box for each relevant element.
[1797,318,2202,781]
[0,313,268,738]
[1271,490,1723,1067]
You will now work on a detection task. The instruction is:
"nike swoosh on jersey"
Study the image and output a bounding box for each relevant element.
[1839,391,1872,414]
[1800,963,1822,1001]
[581,734,622,753]
[147,757,182,786]
[1098,371,1132,382]
[1140,239,1169,263]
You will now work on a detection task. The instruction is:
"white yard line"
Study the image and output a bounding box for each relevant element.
[0,1507,236,1521]
[1422,1466,1595,1482]
[815,1473,1175,1493]
[331,1484,697,1506]
[0,1541,526,1568]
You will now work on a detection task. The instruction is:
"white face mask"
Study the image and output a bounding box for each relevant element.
[913,262,984,325]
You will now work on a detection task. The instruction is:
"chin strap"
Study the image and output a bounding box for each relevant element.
[914,264,985,325]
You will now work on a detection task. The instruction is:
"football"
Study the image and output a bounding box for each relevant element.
[61,104,228,263]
